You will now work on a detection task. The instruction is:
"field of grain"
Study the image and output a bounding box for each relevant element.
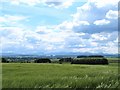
[2,63,119,88]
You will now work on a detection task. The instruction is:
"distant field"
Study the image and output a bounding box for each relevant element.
[107,57,119,60]
[2,63,119,88]
[107,58,120,63]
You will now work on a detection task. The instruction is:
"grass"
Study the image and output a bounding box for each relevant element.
[107,57,119,60]
[2,63,119,88]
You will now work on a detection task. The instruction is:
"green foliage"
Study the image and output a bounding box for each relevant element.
[2,63,119,88]
[77,55,104,58]
[59,58,73,62]
[71,58,108,65]
[34,58,51,63]
[1,58,9,63]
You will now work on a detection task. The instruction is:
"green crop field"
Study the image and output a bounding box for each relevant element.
[2,63,119,88]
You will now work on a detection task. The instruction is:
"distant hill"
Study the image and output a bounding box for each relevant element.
[0,52,119,58]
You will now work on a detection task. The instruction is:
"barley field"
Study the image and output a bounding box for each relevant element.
[2,63,119,88]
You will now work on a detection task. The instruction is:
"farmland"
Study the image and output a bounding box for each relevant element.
[2,62,119,88]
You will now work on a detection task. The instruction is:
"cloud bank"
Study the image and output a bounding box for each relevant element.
[0,0,119,54]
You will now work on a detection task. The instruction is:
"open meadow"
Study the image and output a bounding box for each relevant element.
[2,62,119,88]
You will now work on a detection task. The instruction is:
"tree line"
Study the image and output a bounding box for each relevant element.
[1,55,109,65]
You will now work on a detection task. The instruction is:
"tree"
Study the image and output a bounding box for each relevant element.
[71,57,108,65]
[34,58,51,63]
[1,58,9,63]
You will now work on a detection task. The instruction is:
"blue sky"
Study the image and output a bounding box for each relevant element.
[0,0,119,55]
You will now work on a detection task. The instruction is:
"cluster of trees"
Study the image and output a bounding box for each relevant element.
[57,55,108,65]
[58,55,108,65]
[1,57,51,63]
[34,58,51,63]
[1,58,9,63]
[71,57,108,65]
[59,58,73,64]
[77,55,104,58]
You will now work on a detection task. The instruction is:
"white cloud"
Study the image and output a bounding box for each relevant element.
[1,28,41,52]
[57,21,74,30]
[70,0,118,35]
[2,0,74,8]
[114,38,118,43]
[1,24,118,54]
[44,0,74,8]
[77,2,91,11]
[4,15,27,21]
[0,15,28,27]
[93,19,110,25]
[61,0,73,8]
[35,26,54,34]
[71,3,90,22]
[90,42,98,46]
[106,10,118,19]
[89,0,119,8]
[72,43,118,54]
[45,45,56,51]
[0,17,6,22]
[78,21,90,25]
[91,32,118,41]
[7,0,41,6]
[91,33,108,41]
[25,44,34,49]
[57,20,90,31]
[71,0,118,25]
[100,44,118,54]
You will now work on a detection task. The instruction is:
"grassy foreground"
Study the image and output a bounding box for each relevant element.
[2,63,119,88]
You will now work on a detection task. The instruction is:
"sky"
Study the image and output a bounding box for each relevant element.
[0,0,119,55]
